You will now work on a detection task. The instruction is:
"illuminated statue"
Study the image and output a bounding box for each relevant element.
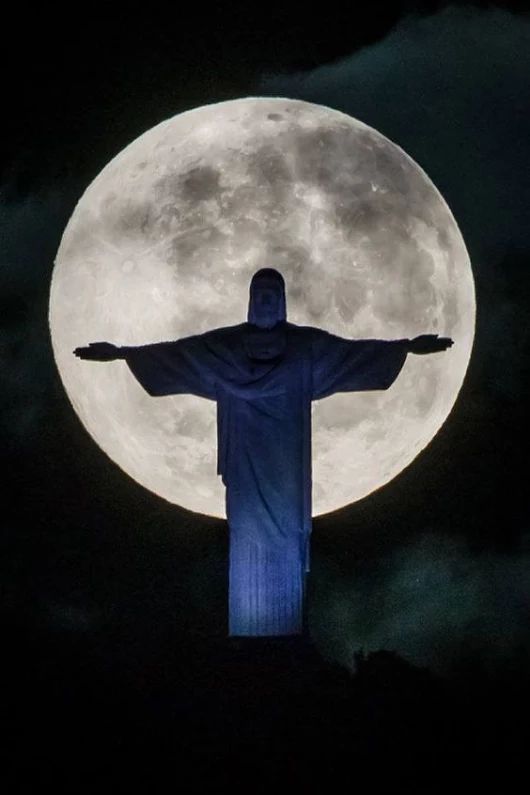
[74,268,453,636]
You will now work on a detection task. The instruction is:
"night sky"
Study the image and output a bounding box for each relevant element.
[3,2,530,788]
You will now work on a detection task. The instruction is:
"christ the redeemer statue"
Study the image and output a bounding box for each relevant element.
[74,268,453,637]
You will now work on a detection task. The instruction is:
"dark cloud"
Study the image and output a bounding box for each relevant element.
[311,531,530,674]
[0,184,78,452]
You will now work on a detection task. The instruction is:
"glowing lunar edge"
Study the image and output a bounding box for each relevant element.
[49,97,475,518]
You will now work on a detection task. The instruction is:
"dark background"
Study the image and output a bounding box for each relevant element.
[2,2,529,789]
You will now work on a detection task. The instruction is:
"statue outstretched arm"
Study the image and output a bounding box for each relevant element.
[73,336,218,400]
[310,328,454,401]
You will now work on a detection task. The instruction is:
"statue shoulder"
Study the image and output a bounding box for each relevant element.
[286,322,326,342]
[285,321,315,335]
[200,323,247,341]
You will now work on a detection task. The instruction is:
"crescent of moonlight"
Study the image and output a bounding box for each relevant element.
[49,97,475,518]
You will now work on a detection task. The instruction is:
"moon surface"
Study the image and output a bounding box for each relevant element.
[49,97,475,518]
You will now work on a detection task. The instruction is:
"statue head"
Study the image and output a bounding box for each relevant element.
[247,268,286,329]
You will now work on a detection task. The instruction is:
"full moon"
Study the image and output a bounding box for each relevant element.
[49,97,475,518]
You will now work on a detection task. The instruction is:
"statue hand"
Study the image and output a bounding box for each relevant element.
[408,334,454,355]
[73,342,123,361]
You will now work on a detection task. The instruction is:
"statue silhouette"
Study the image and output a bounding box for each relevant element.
[74,268,453,637]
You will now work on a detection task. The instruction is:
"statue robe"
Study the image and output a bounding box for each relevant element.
[122,322,409,636]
